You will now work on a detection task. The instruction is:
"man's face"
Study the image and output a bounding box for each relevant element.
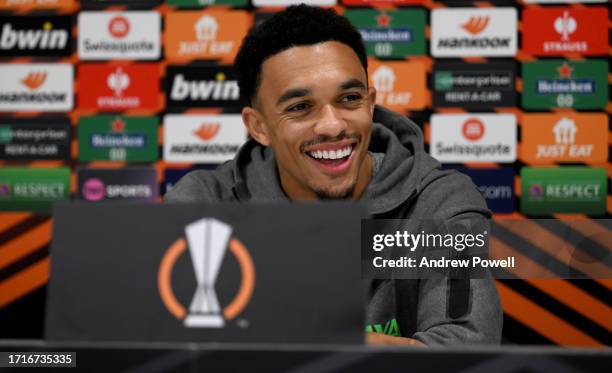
[245,41,376,200]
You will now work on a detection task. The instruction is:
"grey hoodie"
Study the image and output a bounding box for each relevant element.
[164,105,503,345]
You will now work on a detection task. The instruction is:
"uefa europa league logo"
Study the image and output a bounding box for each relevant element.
[184,218,231,327]
[158,218,255,328]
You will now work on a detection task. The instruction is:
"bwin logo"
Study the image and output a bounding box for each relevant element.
[0,22,68,50]
[170,73,240,102]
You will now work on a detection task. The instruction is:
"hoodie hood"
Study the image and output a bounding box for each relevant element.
[227,105,441,214]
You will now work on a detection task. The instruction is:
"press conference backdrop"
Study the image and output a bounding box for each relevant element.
[0,0,610,347]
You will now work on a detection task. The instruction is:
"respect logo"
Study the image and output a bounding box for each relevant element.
[164,10,249,62]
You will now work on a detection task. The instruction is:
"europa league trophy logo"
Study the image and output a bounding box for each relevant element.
[183,218,231,328]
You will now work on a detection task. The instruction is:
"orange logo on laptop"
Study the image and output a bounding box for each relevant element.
[165,10,250,63]
[193,123,220,141]
[461,16,489,35]
[158,218,255,328]
[21,72,47,90]
[521,113,608,164]
[368,59,426,112]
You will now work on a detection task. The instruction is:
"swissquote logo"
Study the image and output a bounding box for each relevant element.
[0,63,73,112]
[158,218,255,327]
[431,8,517,57]
[430,114,517,163]
[521,113,607,164]
[165,10,249,61]
[163,114,246,164]
[166,66,241,108]
[368,60,425,111]
[522,7,608,56]
[78,11,160,60]
[0,16,71,56]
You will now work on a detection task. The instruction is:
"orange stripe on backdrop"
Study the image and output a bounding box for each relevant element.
[495,219,611,279]
[489,237,612,331]
[0,257,49,309]
[556,220,612,252]
[0,213,32,232]
[527,279,612,333]
[0,219,52,271]
[496,282,603,347]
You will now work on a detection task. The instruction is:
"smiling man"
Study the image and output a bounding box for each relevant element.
[165,4,502,346]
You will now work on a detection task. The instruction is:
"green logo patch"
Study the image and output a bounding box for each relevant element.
[346,9,426,58]
[78,116,158,162]
[522,60,608,110]
[521,167,607,216]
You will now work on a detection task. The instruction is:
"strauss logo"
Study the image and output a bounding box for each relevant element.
[107,67,130,96]
[21,72,47,90]
[461,16,490,35]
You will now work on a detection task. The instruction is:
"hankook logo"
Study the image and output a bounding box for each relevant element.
[461,16,489,35]
[431,8,517,57]
[193,123,219,141]
[21,72,46,90]
[158,218,255,328]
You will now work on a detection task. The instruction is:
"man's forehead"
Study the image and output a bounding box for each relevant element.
[258,41,367,94]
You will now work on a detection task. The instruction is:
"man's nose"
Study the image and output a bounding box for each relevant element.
[313,104,347,138]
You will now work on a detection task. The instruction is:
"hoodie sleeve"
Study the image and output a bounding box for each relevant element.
[408,170,503,345]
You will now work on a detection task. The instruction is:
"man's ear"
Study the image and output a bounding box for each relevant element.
[368,86,377,117]
[242,106,270,146]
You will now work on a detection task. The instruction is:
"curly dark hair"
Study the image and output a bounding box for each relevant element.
[234,4,368,106]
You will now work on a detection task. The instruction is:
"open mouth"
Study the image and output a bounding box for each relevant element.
[304,143,356,175]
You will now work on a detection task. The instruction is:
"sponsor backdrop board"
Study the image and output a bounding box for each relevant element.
[432,61,516,108]
[77,115,158,162]
[430,114,517,163]
[0,118,71,161]
[0,0,610,349]
[163,114,247,164]
[0,63,73,112]
[78,11,161,60]
[77,167,158,202]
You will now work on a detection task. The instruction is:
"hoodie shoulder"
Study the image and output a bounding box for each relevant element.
[163,162,237,203]
[412,167,491,219]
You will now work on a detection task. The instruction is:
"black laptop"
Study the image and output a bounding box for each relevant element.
[45,202,365,344]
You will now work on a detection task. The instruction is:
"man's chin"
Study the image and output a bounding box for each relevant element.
[312,183,356,200]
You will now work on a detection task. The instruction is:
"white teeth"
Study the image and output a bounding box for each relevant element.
[308,146,352,160]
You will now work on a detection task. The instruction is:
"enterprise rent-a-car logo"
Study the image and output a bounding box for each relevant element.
[431,8,517,57]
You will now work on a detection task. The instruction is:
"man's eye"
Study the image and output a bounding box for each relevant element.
[341,94,362,103]
[287,102,310,112]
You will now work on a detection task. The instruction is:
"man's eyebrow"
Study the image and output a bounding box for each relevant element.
[276,88,311,107]
[339,79,367,91]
